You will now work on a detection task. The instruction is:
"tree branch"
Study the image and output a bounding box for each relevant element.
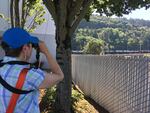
[43,0,57,24]
[27,11,40,30]
[10,0,14,28]
[69,0,93,36]
[24,6,30,22]
[21,0,26,28]
[55,0,68,47]
[14,0,21,27]
[67,0,84,27]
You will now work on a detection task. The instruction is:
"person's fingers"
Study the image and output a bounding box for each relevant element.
[38,41,49,54]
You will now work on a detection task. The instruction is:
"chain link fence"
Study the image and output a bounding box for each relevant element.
[72,54,150,113]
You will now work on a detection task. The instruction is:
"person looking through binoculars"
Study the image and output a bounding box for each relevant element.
[0,28,64,113]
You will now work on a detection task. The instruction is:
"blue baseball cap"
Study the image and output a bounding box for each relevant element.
[2,28,39,48]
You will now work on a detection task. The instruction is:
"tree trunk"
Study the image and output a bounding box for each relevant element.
[10,0,21,27]
[43,1,94,112]
[14,0,20,27]
[10,0,14,27]
[54,31,72,113]
[21,0,26,28]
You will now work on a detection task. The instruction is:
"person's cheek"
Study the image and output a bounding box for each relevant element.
[30,48,33,57]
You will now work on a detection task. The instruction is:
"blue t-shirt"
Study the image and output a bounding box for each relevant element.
[0,56,45,113]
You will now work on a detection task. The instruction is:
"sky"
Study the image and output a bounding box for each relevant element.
[122,8,150,20]
[93,8,150,21]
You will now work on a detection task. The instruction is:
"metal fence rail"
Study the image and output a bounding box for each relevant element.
[72,54,150,113]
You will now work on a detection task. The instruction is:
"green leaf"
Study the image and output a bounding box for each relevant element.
[0,13,4,18]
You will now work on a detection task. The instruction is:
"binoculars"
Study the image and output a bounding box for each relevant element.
[32,43,39,49]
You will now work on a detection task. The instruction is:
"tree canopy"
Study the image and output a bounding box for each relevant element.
[93,0,150,16]
[0,0,46,32]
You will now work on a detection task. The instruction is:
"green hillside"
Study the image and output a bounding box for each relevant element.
[72,16,150,54]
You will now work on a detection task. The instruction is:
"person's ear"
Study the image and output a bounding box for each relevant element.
[21,45,29,60]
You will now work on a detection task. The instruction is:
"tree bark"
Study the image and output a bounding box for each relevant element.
[54,43,72,113]
[14,0,20,27]
[54,11,72,111]
[10,0,14,28]
[43,1,94,113]
[21,0,26,28]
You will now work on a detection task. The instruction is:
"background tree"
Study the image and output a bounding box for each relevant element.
[10,0,46,32]
[42,0,150,113]
[83,37,105,54]
[72,16,150,53]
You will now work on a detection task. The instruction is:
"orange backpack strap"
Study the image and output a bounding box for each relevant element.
[6,68,29,113]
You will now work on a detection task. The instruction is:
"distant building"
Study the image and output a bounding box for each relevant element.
[0,0,56,69]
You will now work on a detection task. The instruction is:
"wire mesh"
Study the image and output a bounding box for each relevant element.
[72,55,150,113]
